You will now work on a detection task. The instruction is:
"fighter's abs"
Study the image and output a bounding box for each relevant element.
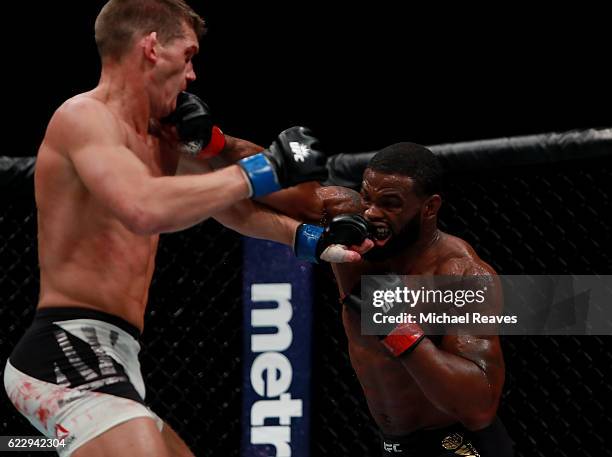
[37,229,157,329]
[344,309,455,434]
[36,194,158,329]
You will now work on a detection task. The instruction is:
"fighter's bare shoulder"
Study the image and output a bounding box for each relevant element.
[435,233,502,317]
[45,93,125,152]
[435,233,496,277]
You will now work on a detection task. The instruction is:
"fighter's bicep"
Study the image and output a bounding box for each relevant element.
[317,186,365,221]
[70,143,149,204]
[256,182,325,223]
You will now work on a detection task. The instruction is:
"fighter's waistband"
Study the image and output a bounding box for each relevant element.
[381,422,461,453]
[8,306,146,404]
[381,417,513,456]
[33,307,141,340]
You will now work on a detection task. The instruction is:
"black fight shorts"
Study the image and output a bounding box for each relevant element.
[381,417,514,457]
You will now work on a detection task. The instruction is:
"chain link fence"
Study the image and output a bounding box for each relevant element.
[1,141,611,456]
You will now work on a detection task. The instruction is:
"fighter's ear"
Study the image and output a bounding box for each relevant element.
[141,31,159,63]
[422,194,442,219]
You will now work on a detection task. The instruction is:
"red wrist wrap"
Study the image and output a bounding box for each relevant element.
[381,323,425,357]
[198,125,226,158]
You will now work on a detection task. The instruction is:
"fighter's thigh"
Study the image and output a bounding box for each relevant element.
[161,421,195,457]
[72,417,169,457]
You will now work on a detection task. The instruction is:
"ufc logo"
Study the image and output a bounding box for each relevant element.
[383,441,403,453]
[289,141,310,162]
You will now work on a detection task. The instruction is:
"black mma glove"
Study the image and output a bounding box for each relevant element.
[162,91,225,158]
[294,214,370,263]
[238,126,328,197]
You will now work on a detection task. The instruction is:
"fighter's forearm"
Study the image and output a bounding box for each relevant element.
[133,165,251,234]
[332,263,363,298]
[399,339,497,429]
[219,135,326,222]
[212,198,300,246]
[220,135,264,162]
[175,141,305,244]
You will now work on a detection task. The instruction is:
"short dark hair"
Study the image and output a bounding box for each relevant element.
[95,0,206,61]
[367,142,443,196]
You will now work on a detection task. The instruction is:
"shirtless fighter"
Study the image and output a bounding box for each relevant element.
[2,1,368,456]
[262,143,515,456]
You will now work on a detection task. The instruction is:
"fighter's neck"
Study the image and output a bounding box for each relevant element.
[390,227,442,271]
[95,65,151,136]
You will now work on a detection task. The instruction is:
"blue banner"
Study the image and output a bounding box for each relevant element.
[242,238,312,457]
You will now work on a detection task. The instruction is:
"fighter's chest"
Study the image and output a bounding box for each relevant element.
[125,129,177,177]
[343,304,443,373]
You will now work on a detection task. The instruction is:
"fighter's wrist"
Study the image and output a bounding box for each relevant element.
[237,153,281,197]
[380,323,426,357]
[196,125,226,159]
[294,223,324,263]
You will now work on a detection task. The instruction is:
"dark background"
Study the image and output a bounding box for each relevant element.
[4,2,611,157]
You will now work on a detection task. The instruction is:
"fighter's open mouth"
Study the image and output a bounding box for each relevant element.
[372,226,392,247]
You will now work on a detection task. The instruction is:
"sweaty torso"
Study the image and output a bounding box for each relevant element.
[341,233,481,435]
[35,92,178,330]
[256,185,501,435]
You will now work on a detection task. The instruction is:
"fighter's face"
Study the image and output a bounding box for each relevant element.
[151,23,199,117]
[361,169,424,253]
